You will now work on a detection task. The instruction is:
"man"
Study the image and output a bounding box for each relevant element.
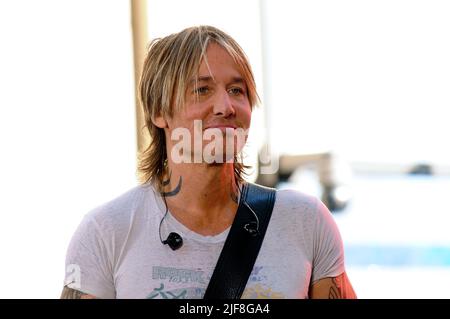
[61,25,356,299]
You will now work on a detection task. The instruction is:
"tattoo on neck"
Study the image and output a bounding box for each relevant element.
[161,176,182,197]
[162,170,171,187]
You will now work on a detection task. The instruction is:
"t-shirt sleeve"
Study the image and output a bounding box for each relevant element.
[64,213,116,299]
[310,198,346,284]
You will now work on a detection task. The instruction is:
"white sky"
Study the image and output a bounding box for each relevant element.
[262,0,450,166]
[0,0,137,298]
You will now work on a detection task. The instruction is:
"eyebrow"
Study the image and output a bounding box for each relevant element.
[191,76,214,84]
[189,76,246,86]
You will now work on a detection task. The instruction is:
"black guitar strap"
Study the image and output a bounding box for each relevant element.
[203,182,277,299]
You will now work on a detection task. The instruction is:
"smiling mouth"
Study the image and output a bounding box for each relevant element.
[204,125,237,130]
[203,125,239,133]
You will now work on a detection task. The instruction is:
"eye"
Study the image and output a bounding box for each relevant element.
[228,87,244,96]
[194,86,210,95]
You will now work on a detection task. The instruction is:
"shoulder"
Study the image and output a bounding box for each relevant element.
[85,183,155,226]
[274,188,319,209]
[274,187,335,223]
[266,188,324,243]
[272,188,323,221]
[270,188,339,248]
[67,183,157,258]
[73,183,157,241]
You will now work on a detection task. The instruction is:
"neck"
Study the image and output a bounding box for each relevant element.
[160,161,241,235]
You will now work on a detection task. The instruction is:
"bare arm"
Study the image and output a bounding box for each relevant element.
[309,271,357,299]
[60,286,97,299]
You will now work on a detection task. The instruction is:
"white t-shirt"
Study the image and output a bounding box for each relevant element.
[63,183,345,299]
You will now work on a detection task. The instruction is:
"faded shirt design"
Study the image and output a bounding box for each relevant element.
[64,183,344,299]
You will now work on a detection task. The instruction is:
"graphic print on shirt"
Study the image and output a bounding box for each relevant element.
[242,284,285,299]
[147,265,284,299]
[146,266,208,299]
[242,266,285,298]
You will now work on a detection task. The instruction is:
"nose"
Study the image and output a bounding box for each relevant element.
[213,89,235,118]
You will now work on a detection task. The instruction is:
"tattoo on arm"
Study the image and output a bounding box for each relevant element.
[329,273,356,299]
[309,272,357,299]
[328,277,342,299]
[60,286,96,299]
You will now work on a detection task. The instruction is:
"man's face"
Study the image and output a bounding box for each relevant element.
[161,43,252,164]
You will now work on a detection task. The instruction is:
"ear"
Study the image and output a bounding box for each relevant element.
[152,114,168,129]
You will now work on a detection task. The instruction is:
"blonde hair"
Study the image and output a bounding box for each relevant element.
[138,25,259,190]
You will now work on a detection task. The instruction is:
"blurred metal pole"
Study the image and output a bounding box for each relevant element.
[130,0,150,156]
[256,0,279,186]
[258,0,272,143]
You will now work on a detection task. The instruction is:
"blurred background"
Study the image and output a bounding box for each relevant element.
[0,0,449,298]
